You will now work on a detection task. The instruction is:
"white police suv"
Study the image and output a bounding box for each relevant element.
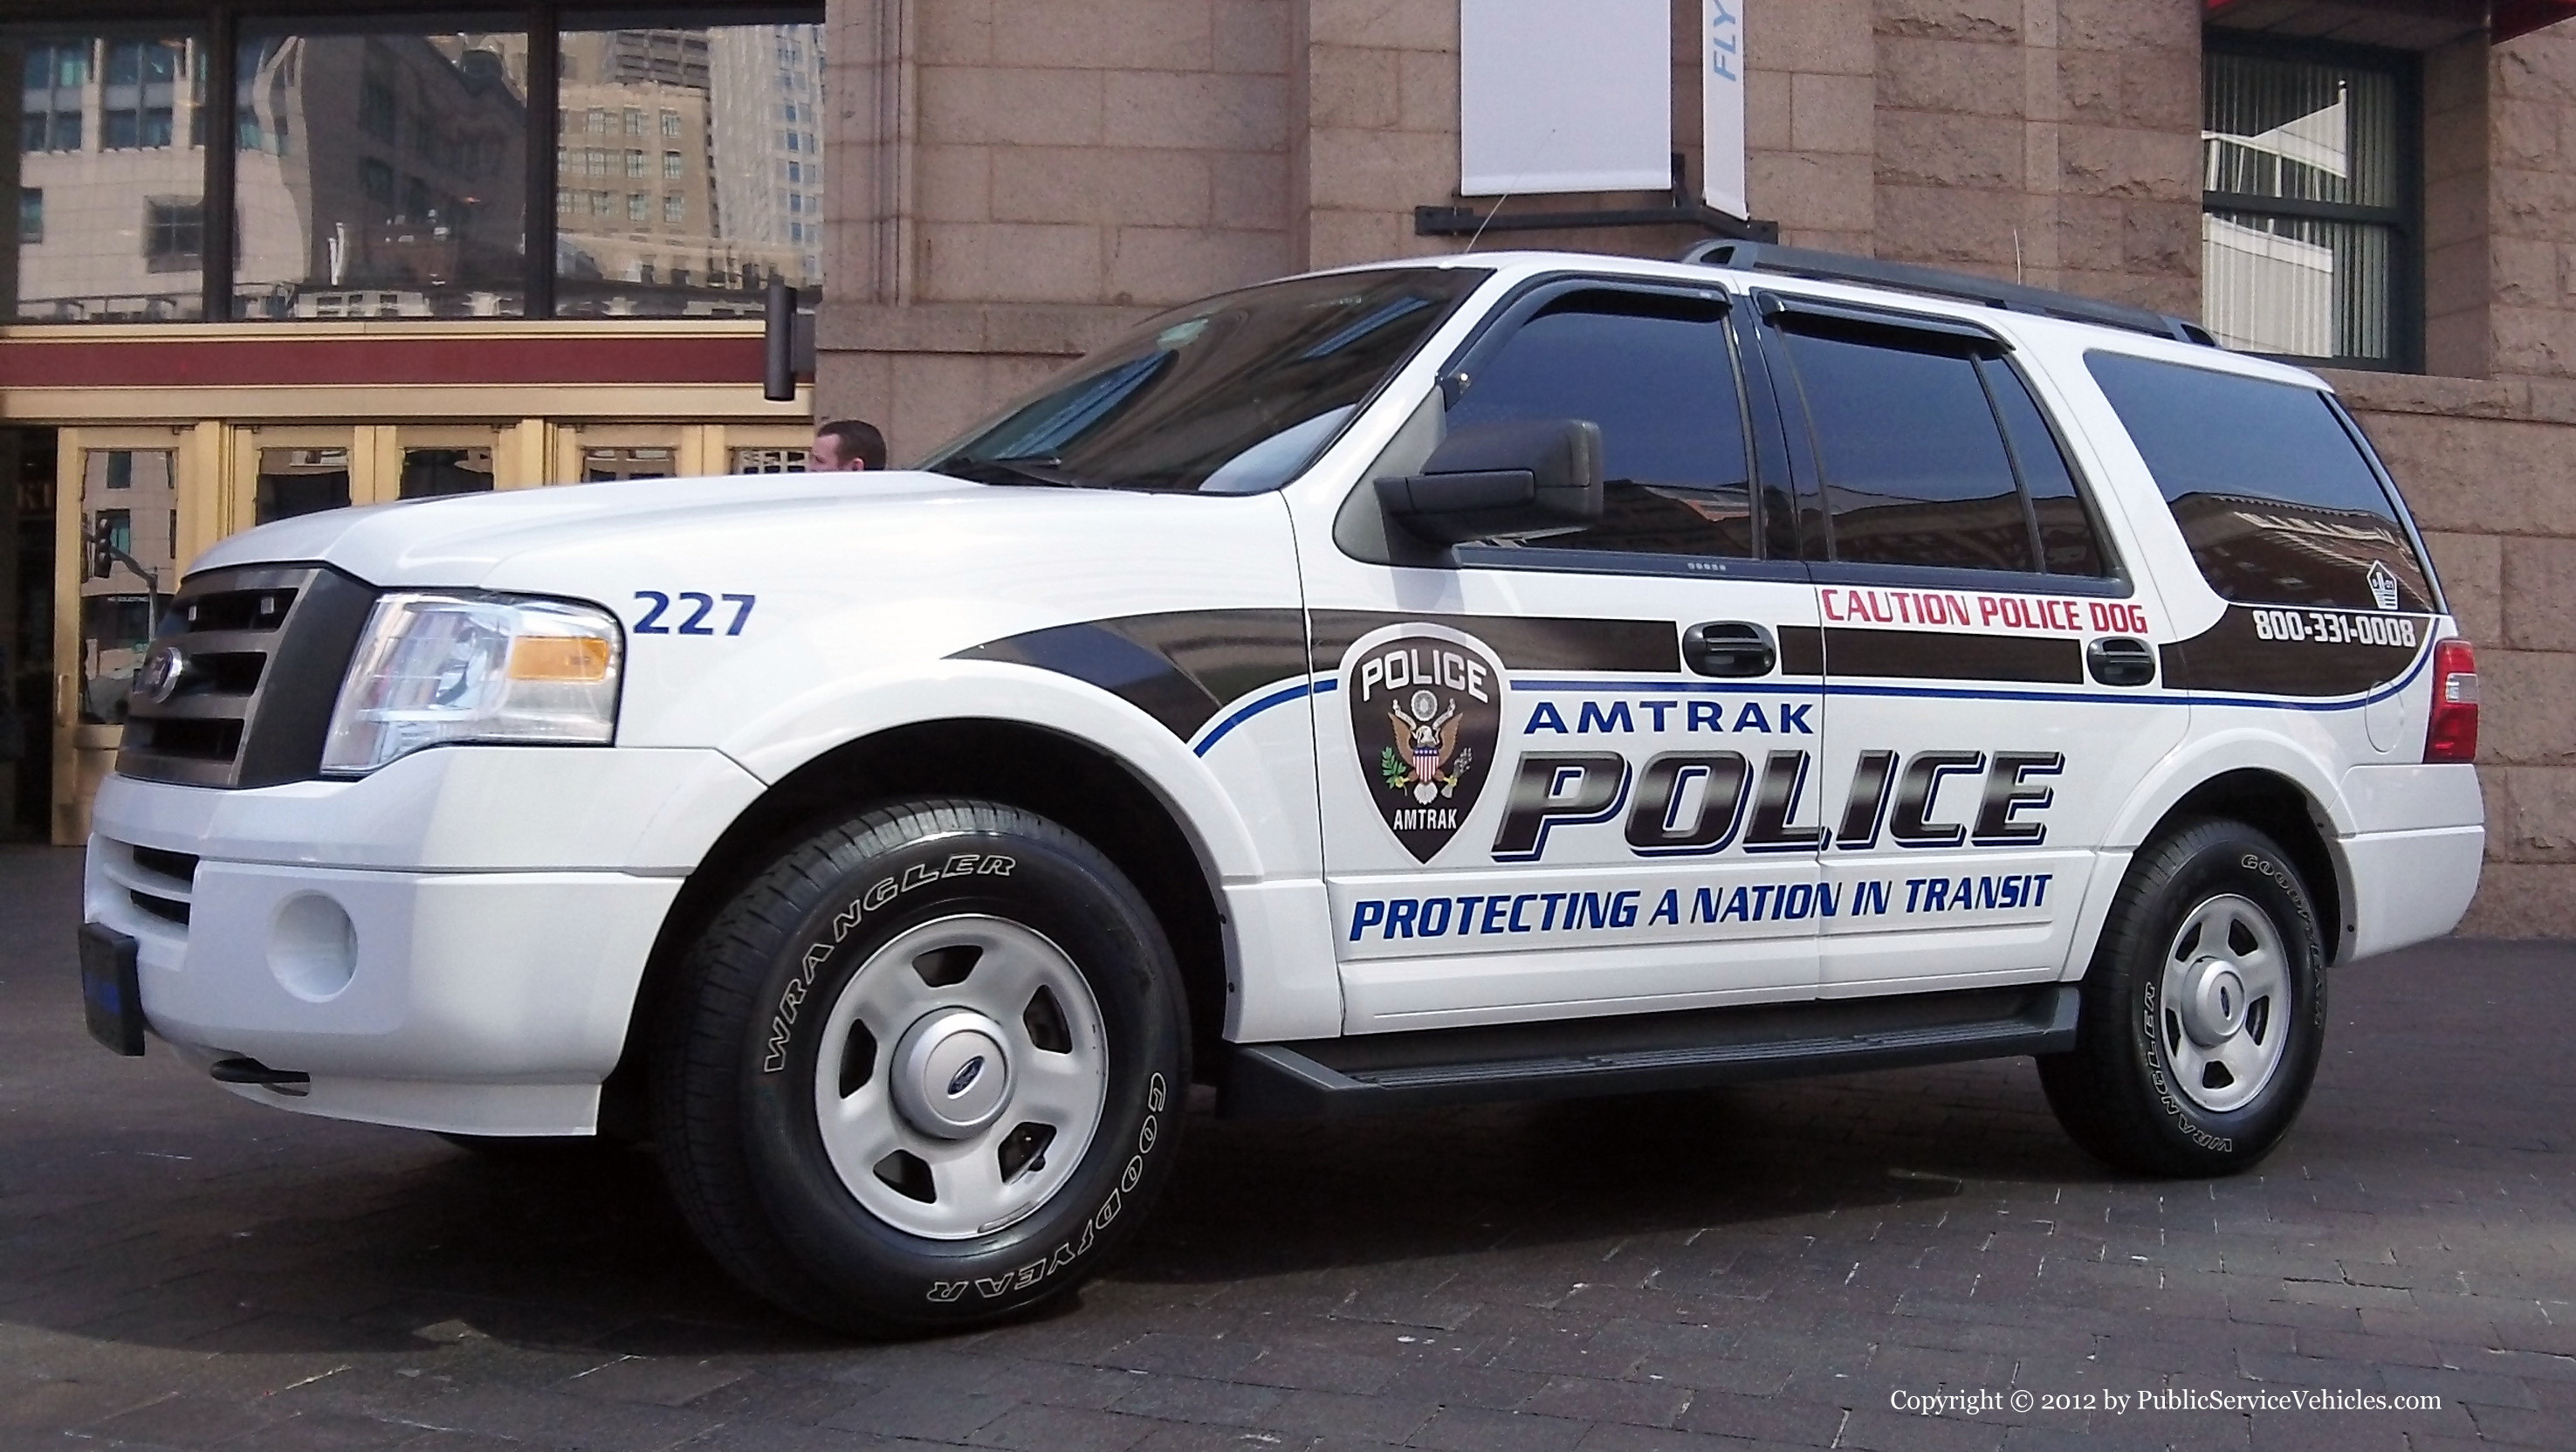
[81,243,2483,1332]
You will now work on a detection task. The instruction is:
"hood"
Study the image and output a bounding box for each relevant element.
[192,471,1010,588]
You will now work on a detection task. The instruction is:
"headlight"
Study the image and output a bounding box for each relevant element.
[322,592,622,775]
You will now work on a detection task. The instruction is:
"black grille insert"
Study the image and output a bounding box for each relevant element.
[134,717,244,761]
[129,845,200,884]
[180,587,297,634]
[129,891,190,926]
[116,564,379,790]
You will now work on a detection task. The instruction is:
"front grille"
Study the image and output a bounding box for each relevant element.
[100,838,198,934]
[115,564,379,789]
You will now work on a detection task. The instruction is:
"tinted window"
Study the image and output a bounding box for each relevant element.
[925,267,1485,493]
[1777,321,2033,573]
[1984,358,2108,575]
[1447,295,1755,559]
[2085,351,2432,610]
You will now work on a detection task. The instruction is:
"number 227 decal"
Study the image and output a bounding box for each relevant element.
[633,591,755,636]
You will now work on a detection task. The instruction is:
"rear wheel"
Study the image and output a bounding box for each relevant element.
[651,797,1187,1334]
[2040,818,2326,1176]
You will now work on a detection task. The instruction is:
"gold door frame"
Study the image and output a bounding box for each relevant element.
[52,425,197,844]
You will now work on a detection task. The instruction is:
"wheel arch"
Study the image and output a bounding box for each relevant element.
[597,718,1236,1137]
[2136,768,2350,966]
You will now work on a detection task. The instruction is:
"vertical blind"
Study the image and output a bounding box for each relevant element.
[2202,49,2407,363]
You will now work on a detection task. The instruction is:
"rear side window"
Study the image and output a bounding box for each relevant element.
[1771,314,2110,576]
[1447,292,1756,561]
[2085,351,2433,611]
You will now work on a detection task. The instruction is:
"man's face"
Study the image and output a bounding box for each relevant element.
[810,434,852,471]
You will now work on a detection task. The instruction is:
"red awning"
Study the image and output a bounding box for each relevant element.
[2206,0,2576,44]
[2494,0,2576,40]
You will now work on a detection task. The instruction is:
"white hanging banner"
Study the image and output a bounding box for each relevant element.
[1460,0,1671,196]
[1702,0,1748,218]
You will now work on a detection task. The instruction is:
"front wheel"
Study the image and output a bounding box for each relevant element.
[2040,818,2327,1177]
[652,798,1188,1334]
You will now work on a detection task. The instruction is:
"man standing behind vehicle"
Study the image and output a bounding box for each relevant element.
[810,420,887,472]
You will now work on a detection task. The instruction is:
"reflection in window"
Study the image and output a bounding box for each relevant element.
[556,23,824,316]
[12,34,206,320]
[79,449,177,723]
[144,199,203,271]
[101,41,182,149]
[233,30,529,320]
[1447,299,1759,561]
[583,446,675,480]
[23,43,87,151]
[2202,45,2410,365]
[731,447,807,473]
[254,447,351,523]
[1778,323,2037,575]
[399,446,495,499]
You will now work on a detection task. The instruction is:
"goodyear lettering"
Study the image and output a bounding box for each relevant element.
[923,1071,1167,1304]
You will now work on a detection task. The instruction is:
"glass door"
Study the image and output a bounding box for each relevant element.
[53,426,189,843]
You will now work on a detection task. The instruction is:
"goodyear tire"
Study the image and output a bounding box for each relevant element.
[651,797,1187,1334]
[2039,818,2326,1177]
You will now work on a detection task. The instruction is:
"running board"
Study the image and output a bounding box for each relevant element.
[1220,984,2078,1119]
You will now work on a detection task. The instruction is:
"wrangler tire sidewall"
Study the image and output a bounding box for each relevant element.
[657,800,1186,1334]
[2044,820,2326,1177]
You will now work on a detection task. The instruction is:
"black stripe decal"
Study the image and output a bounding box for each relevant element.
[1310,611,1678,674]
[1824,627,2082,685]
[2160,607,2433,698]
[951,609,1308,740]
[958,609,1685,740]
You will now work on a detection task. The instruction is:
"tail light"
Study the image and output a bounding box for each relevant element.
[2425,638,2479,763]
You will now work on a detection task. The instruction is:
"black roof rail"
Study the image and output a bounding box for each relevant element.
[1680,239,2216,348]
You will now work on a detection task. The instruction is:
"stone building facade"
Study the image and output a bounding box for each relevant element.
[814,0,2576,934]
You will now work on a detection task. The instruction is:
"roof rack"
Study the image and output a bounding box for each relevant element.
[1680,239,2216,347]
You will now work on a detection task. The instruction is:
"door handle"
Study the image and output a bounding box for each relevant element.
[2087,636,2156,687]
[1684,621,1777,678]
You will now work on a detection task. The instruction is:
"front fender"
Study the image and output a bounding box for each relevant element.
[718,660,1286,884]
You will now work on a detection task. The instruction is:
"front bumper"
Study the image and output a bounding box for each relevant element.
[84,745,764,1135]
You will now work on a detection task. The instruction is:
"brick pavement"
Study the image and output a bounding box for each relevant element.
[1,842,2569,1450]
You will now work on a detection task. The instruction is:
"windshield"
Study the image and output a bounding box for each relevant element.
[921,266,1488,493]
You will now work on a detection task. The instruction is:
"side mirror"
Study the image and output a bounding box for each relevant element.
[1375,418,1604,547]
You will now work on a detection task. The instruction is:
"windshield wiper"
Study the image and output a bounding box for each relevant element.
[926,453,1087,487]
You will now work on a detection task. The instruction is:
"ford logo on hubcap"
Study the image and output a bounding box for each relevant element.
[945,1056,986,1098]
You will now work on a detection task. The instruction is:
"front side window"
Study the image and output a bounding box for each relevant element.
[2086,350,2432,611]
[1774,313,2108,577]
[2202,40,2415,368]
[1446,292,1755,561]
[925,267,1487,494]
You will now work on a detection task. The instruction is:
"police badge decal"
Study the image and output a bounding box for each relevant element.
[1344,625,1505,863]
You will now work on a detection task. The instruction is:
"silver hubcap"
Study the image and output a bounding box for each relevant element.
[2159,893,2289,1114]
[810,915,1109,1240]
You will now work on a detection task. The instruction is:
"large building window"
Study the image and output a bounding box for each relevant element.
[555,20,825,317]
[2,5,821,322]
[10,32,205,318]
[232,27,532,320]
[2202,38,2418,369]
